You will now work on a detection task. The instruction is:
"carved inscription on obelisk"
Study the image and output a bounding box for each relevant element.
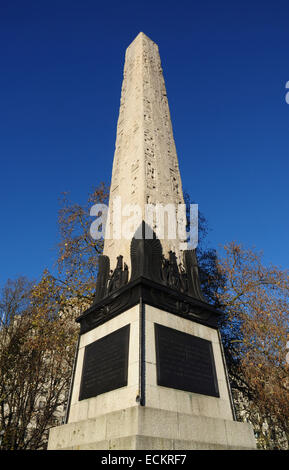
[103,33,185,271]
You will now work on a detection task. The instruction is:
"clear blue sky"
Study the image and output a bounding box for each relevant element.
[1,0,289,287]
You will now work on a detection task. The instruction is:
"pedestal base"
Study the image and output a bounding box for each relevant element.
[48,406,256,450]
[48,302,256,450]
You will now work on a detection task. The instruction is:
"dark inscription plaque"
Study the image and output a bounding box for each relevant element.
[79,324,130,400]
[155,323,219,397]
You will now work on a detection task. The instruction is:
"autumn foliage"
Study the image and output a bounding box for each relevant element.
[214,242,289,449]
[0,277,76,449]
[0,184,109,449]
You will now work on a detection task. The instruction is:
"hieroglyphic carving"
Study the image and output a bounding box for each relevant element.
[103,33,186,269]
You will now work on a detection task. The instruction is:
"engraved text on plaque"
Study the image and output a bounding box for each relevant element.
[79,324,130,400]
[155,323,219,397]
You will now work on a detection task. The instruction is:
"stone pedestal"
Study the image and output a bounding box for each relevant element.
[48,304,256,450]
[48,406,256,450]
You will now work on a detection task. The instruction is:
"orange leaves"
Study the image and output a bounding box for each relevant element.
[0,184,110,449]
[52,183,109,305]
[217,242,289,447]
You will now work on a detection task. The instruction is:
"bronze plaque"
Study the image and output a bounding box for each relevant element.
[155,323,219,397]
[79,324,130,401]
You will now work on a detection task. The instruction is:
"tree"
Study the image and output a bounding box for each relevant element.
[0,277,77,449]
[183,191,226,304]
[183,195,289,449]
[53,182,109,312]
[213,242,289,449]
[0,183,109,449]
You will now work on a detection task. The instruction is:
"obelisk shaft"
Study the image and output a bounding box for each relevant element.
[103,32,185,270]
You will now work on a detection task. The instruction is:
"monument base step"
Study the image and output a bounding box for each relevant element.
[48,406,256,450]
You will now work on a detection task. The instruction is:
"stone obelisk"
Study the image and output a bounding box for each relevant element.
[48,33,256,450]
[103,32,185,270]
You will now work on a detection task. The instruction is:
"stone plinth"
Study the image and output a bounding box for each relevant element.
[48,406,256,450]
[48,305,256,450]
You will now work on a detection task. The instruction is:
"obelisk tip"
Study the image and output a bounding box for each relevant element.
[128,32,157,48]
